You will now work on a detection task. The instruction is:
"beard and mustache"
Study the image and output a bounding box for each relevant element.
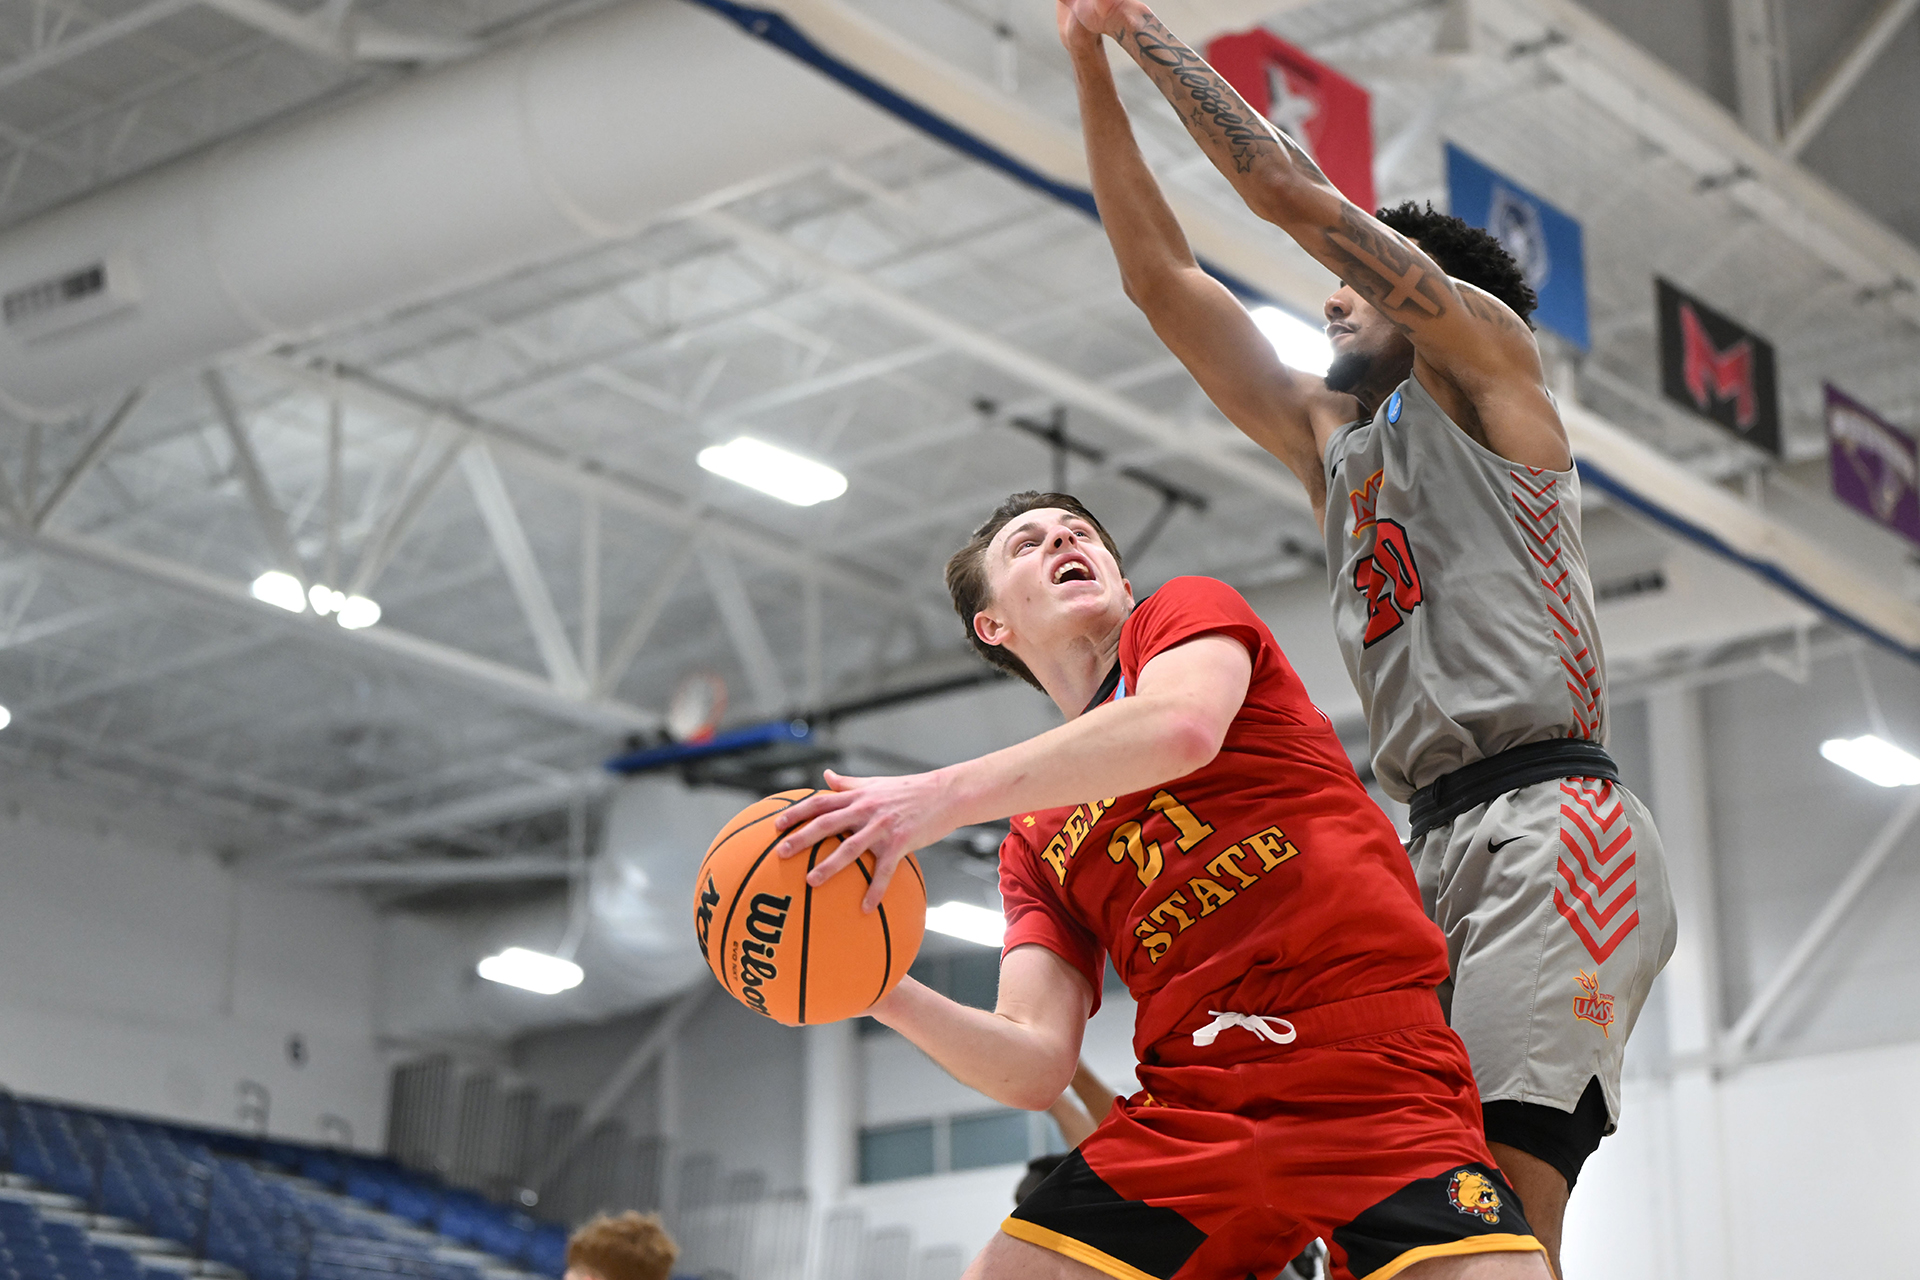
[1323,348,1375,395]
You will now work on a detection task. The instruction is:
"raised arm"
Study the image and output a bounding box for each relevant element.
[1061,6,1336,514]
[771,631,1253,907]
[1065,0,1567,469]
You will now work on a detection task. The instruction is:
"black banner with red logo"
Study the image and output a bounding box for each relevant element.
[1656,278,1780,456]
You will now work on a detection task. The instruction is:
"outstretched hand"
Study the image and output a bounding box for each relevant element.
[1056,0,1098,52]
[772,769,958,912]
[1057,0,1133,48]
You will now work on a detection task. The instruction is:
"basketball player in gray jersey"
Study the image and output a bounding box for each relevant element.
[1059,2,1675,1271]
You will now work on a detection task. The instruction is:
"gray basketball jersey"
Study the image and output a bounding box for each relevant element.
[1322,376,1605,802]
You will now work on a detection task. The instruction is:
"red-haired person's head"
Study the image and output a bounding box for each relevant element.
[564,1212,677,1280]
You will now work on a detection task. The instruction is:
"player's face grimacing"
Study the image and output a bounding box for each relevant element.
[972,507,1131,662]
[1323,281,1416,397]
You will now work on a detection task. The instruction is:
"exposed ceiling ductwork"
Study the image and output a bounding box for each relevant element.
[0,0,901,416]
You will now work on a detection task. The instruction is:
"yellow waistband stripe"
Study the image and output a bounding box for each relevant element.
[1365,1232,1549,1280]
[999,1217,1165,1280]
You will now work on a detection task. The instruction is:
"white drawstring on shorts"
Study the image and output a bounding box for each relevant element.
[1191,1011,1298,1047]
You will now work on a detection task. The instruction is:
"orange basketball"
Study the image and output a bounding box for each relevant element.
[692,789,926,1026]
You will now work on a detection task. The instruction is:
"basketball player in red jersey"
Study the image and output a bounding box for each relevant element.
[771,493,1549,1280]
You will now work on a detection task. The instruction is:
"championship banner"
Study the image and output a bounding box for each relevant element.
[1445,144,1589,350]
[1826,384,1920,547]
[1656,278,1780,456]
[1205,28,1374,212]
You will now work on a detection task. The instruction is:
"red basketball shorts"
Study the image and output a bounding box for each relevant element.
[1004,989,1547,1280]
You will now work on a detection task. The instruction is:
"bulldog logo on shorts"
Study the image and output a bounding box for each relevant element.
[1447,1169,1503,1224]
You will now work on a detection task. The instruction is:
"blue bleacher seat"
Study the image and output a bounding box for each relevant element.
[2,1091,577,1280]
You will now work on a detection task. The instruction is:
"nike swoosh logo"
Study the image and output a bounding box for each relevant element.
[1488,835,1525,853]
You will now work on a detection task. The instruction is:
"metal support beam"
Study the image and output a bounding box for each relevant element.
[34,388,143,530]
[1728,0,1788,143]
[701,545,789,716]
[597,533,699,699]
[292,855,574,886]
[0,521,659,733]
[347,426,465,598]
[1783,0,1920,156]
[0,0,197,95]
[15,630,273,717]
[580,495,601,687]
[1727,787,1920,1053]
[0,452,22,524]
[257,356,926,621]
[205,370,305,584]
[1477,0,1920,329]
[698,209,1308,511]
[1645,684,1732,1279]
[197,0,477,64]
[461,445,590,697]
[260,771,608,867]
[0,600,122,651]
[533,987,711,1190]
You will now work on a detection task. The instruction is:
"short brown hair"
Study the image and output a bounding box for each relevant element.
[943,491,1125,689]
[566,1211,677,1280]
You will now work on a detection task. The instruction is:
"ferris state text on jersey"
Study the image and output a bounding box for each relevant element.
[1030,786,1304,969]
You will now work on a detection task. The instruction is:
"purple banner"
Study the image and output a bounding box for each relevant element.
[1827,383,1920,547]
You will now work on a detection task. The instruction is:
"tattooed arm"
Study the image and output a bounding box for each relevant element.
[1062,7,1343,521]
[1063,0,1569,470]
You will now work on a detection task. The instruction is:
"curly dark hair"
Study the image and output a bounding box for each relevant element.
[1375,201,1537,327]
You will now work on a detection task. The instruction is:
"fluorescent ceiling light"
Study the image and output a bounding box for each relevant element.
[1820,734,1920,788]
[477,947,584,995]
[697,436,848,507]
[334,595,382,630]
[1250,306,1333,376]
[925,901,1006,948]
[0,705,10,732]
[250,570,307,613]
[250,573,380,629]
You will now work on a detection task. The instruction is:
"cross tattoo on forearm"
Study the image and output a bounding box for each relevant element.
[1327,230,1443,316]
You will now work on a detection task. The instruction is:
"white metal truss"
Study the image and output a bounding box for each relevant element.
[0,0,1916,880]
[1782,0,1920,157]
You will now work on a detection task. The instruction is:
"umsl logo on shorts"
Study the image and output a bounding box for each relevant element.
[1447,1169,1503,1224]
[1573,969,1616,1036]
[694,875,721,961]
[734,892,792,1017]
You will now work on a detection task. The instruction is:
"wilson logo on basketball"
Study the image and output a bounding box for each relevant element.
[735,892,793,1017]
[694,875,721,961]
[1573,970,1616,1036]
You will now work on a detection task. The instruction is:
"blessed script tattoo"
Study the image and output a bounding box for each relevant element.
[1127,14,1329,184]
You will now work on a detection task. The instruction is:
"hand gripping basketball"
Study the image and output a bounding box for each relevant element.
[773,768,956,912]
[695,789,926,1026]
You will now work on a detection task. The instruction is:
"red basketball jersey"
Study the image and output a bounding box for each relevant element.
[999,576,1449,1062]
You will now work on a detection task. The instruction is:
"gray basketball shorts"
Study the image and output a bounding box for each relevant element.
[1405,775,1677,1130]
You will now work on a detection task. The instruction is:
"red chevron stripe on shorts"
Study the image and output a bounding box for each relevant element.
[1554,779,1639,962]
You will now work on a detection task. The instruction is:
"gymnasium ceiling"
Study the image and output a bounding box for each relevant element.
[0,0,1916,895]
